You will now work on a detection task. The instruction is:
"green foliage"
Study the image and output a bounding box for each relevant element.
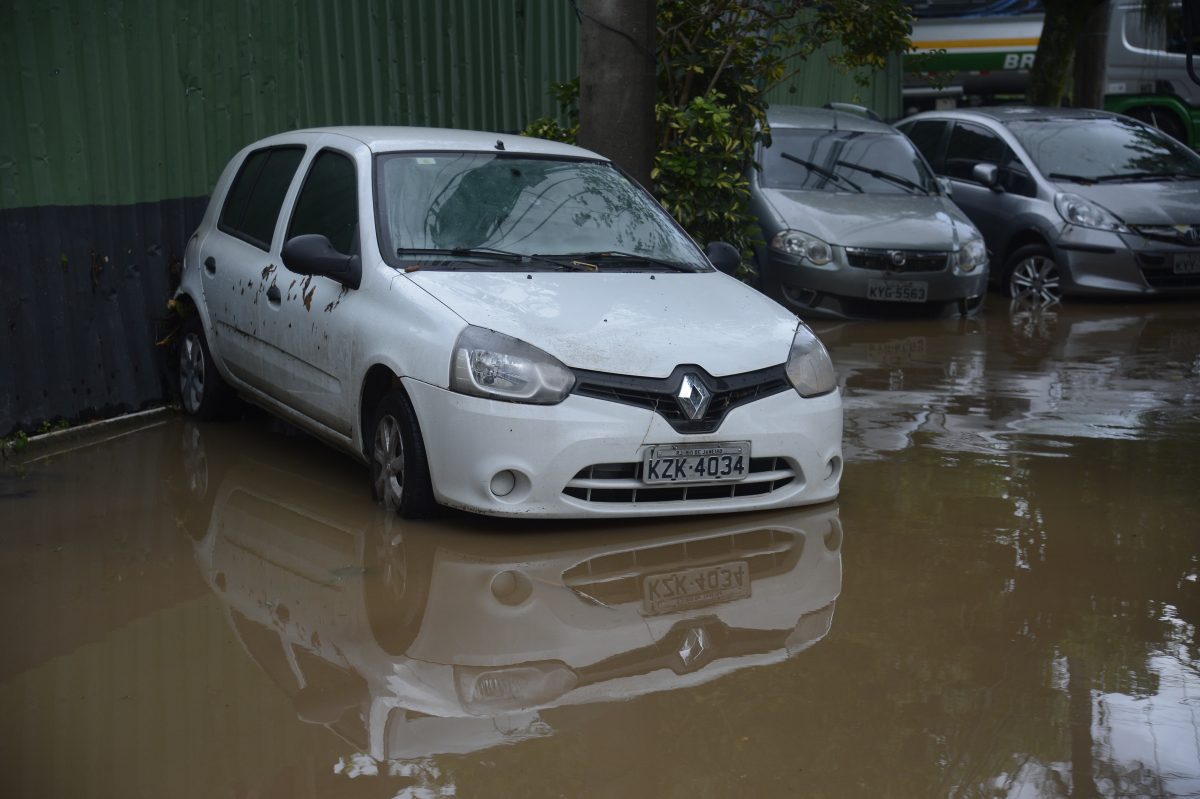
[1,430,29,459]
[523,0,914,281]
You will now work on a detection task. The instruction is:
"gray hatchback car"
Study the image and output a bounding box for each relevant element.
[897,107,1200,304]
[750,106,989,319]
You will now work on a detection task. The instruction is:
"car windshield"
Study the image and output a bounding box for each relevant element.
[760,129,937,195]
[375,153,707,270]
[1005,117,1200,181]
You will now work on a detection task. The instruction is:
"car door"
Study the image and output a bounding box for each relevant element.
[252,144,363,437]
[938,121,1032,255]
[200,145,306,386]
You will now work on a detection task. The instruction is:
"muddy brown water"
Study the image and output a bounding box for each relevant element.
[2,303,1198,798]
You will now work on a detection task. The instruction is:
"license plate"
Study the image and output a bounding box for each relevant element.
[642,561,750,615]
[867,279,928,302]
[1173,253,1200,274]
[642,442,750,484]
[867,336,927,364]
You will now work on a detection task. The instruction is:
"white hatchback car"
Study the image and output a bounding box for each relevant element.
[176,127,843,518]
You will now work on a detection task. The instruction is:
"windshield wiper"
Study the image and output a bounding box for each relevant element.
[542,251,700,273]
[834,160,927,194]
[1048,172,1098,184]
[396,247,576,270]
[1089,171,1198,183]
[780,152,863,192]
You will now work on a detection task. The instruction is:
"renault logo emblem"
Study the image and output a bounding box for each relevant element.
[676,373,712,421]
[677,626,710,669]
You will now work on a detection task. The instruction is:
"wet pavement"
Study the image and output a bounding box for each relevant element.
[2,301,1198,798]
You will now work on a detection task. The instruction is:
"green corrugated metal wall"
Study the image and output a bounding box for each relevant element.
[766,50,903,121]
[0,0,581,210]
[1,0,899,210]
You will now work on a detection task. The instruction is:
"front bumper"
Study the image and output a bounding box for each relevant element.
[404,379,843,518]
[1051,226,1200,297]
[767,250,988,319]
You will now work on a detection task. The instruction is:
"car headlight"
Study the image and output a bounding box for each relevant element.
[771,230,833,265]
[1054,193,1129,233]
[786,325,837,398]
[953,236,987,273]
[450,326,575,404]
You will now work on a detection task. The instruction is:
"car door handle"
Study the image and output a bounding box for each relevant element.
[204,256,216,275]
[267,285,281,304]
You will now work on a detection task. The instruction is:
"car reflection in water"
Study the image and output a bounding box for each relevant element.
[173,422,842,768]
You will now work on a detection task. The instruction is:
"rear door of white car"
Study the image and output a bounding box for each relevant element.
[201,145,306,386]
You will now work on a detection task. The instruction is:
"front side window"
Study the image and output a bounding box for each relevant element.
[219,146,305,250]
[287,149,359,255]
[375,153,707,270]
[1005,117,1200,181]
[943,122,1010,181]
[760,129,938,195]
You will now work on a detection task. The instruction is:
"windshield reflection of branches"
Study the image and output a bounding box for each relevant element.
[379,155,700,262]
[1009,119,1200,178]
[764,131,934,194]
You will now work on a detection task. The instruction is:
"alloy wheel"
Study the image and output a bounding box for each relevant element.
[179,333,206,415]
[1009,255,1061,306]
[373,414,406,510]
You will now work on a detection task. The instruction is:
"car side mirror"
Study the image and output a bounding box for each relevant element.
[705,241,742,276]
[937,177,953,198]
[282,234,362,290]
[972,163,1003,192]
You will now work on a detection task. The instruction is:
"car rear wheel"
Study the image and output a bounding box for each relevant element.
[179,315,233,420]
[1005,245,1062,306]
[370,390,435,518]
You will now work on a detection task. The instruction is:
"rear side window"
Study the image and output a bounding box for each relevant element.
[218,146,305,250]
[287,149,359,255]
[901,120,948,170]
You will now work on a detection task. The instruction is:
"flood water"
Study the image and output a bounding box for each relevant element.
[2,303,1198,798]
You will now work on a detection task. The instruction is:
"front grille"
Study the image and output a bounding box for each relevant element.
[1131,224,1200,247]
[562,456,799,504]
[572,364,791,434]
[846,248,949,273]
[562,527,803,606]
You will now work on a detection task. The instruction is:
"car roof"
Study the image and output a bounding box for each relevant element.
[905,106,1119,126]
[766,105,895,135]
[254,126,607,161]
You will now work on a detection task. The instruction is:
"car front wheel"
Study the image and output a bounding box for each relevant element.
[370,390,435,518]
[179,315,233,419]
[1005,245,1062,305]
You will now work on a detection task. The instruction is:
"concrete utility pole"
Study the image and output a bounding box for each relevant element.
[578,0,657,189]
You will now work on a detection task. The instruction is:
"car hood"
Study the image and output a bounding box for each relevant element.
[411,271,800,377]
[758,189,977,249]
[1057,180,1200,225]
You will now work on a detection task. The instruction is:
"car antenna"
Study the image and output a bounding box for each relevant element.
[495,139,506,151]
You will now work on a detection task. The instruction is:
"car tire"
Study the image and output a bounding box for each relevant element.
[1004,244,1062,305]
[178,315,233,420]
[363,512,433,655]
[369,390,435,518]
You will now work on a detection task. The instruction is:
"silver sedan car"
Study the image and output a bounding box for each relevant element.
[750,106,989,319]
[897,107,1200,304]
